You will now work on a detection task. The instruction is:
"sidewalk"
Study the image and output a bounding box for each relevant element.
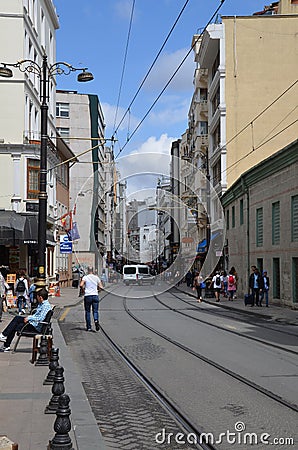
[175,282,298,326]
[0,287,106,450]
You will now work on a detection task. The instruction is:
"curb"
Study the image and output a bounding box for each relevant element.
[52,320,107,450]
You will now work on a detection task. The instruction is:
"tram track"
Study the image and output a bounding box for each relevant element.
[100,320,216,450]
[114,292,298,415]
[172,287,298,335]
[153,290,298,357]
[98,286,215,449]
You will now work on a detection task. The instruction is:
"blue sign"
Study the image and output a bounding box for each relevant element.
[60,235,73,254]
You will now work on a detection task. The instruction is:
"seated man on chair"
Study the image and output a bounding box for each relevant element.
[0,287,52,352]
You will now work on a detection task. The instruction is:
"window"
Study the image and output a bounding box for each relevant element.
[257,258,263,275]
[240,199,244,226]
[272,201,280,245]
[256,207,263,247]
[226,210,230,230]
[212,52,219,79]
[56,102,70,118]
[199,88,208,101]
[198,121,208,135]
[212,124,220,152]
[273,258,280,299]
[27,159,40,199]
[291,195,298,242]
[293,258,298,304]
[212,160,221,187]
[232,206,235,228]
[56,127,70,143]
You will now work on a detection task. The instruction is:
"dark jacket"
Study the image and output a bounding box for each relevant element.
[263,276,270,290]
[249,272,264,290]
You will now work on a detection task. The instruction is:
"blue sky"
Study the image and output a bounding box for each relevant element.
[54,0,267,166]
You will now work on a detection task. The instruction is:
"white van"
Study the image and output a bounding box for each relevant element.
[123,264,155,285]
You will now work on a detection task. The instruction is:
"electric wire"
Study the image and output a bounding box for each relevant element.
[112,0,136,134]
[223,79,298,150]
[112,0,191,140]
[224,118,298,178]
[114,0,226,159]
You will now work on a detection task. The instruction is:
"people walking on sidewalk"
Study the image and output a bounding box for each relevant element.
[229,266,238,299]
[260,271,270,307]
[80,266,103,332]
[0,272,9,322]
[249,266,264,306]
[15,270,29,314]
[212,271,223,302]
[185,271,193,287]
[192,272,205,302]
[0,288,51,352]
[221,270,228,297]
[227,271,237,301]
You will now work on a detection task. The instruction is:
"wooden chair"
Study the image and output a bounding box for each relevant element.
[12,308,54,363]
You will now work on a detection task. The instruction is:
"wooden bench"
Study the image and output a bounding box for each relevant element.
[12,308,54,363]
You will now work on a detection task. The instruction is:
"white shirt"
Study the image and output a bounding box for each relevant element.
[82,274,101,296]
[212,274,222,288]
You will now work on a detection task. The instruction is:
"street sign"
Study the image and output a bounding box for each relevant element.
[60,235,72,254]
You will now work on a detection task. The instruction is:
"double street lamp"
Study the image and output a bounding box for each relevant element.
[0,54,94,288]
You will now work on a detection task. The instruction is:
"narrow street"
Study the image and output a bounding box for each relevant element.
[59,285,298,449]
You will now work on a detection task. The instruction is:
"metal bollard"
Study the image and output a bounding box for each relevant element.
[45,366,65,414]
[35,335,50,366]
[44,348,59,385]
[48,394,74,450]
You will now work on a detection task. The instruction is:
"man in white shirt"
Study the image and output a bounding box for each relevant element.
[80,266,103,331]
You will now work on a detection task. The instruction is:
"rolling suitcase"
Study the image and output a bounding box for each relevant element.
[244,293,253,306]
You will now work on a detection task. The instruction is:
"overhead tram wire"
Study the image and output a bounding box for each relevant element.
[218,78,298,177]
[112,0,136,135]
[114,0,227,159]
[112,0,191,140]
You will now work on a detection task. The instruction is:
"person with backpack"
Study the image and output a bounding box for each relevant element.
[227,271,237,301]
[212,271,223,302]
[15,271,29,315]
[229,266,238,299]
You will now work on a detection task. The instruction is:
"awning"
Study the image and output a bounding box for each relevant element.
[0,211,26,245]
[23,214,56,246]
[196,232,220,253]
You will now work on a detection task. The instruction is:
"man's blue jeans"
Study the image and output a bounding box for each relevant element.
[84,295,99,330]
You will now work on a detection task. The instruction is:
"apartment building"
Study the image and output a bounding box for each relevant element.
[0,0,72,279]
[56,90,106,275]
[194,0,298,195]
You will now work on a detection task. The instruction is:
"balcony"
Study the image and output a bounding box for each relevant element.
[195,100,208,118]
[195,134,208,151]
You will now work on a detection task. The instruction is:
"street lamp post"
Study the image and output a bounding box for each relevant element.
[0,54,93,288]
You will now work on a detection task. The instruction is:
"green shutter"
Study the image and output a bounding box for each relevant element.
[292,195,298,242]
[240,199,244,226]
[232,206,235,228]
[272,201,280,245]
[256,208,263,247]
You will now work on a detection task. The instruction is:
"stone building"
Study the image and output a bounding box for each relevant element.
[221,140,298,307]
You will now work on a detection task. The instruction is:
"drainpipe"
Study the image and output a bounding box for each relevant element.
[243,179,250,287]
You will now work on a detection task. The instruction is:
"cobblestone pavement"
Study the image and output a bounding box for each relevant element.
[60,317,196,450]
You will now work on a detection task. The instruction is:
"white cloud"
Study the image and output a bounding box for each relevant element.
[114,0,137,21]
[149,96,189,127]
[144,48,194,92]
[116,134,175,195]
[101,102,139,133]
